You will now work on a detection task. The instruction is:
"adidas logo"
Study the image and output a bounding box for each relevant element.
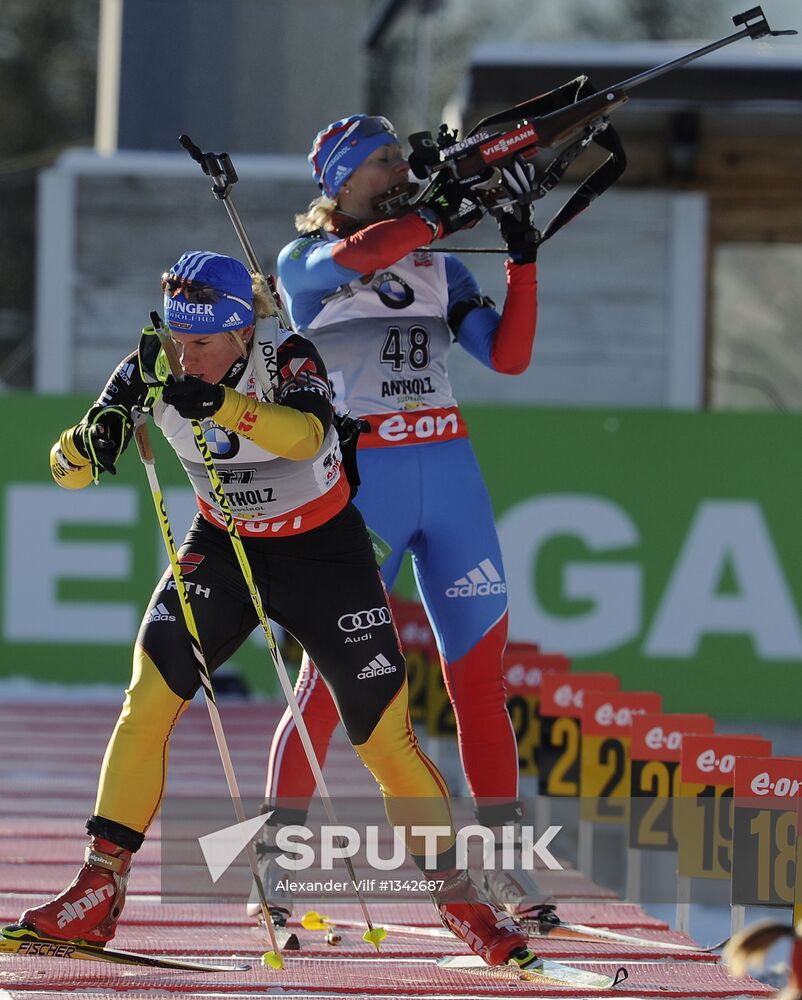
[446,559,507,598]
[223,311,243,328]
[144,602,176,624]
[357,652,397,680]
[56,883,115,928]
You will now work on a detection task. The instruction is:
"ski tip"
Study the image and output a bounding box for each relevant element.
[509,948,543,970]
[363,926,388,950]
[2,923,43,937]
[261,949,284,969]
[1,923,92,948]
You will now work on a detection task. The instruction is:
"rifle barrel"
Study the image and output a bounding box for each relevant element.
[614,26,751,94]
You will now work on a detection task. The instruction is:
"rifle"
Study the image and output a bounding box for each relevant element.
[378,6,796,244]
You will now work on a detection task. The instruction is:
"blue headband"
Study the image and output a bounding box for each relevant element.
[309,115,400,198]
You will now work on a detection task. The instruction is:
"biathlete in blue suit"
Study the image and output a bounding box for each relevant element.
[254,114,547,920]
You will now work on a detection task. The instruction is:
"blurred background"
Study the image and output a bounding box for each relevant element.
[1,0,801,721]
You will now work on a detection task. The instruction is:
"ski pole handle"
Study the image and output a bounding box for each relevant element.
[178,133,204,165]
[149,311,185,381]
[177,134,291,332]
[180,132,236,201]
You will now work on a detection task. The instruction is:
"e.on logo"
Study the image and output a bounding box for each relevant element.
[554,683,580,710]
[631,713,714,763]
[505,664,544,690]
[696,749,736,775]
[733,755,802,802]
[750,772,801,797]
[596,704,639,728]
[681,734,772,787]
[582,690,662,737]
[538,672,620,720]
[646,726,683,752]
[502,643,570,695]
[377,410,460,444]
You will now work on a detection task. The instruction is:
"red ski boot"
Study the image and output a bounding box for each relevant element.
[433,869,538,967]
[17,837,132,944]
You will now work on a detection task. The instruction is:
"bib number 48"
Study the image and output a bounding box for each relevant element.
[380,326,430,372]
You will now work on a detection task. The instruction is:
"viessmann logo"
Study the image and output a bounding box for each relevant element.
[481,125,537,159]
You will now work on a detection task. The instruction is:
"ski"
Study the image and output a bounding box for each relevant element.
[528,915,727,953]
[303,911,449,941]
[304,909,721,954]
[437,953,628,988]
[0,924,252,972]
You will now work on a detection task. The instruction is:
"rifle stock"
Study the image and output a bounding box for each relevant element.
[528,88,628,151]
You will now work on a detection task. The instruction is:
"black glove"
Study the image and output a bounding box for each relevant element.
[162,375,225,419]
[418,170,485,236]
[497,158,540,263]
[74,404,133,480]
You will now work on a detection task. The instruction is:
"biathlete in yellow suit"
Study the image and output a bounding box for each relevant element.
[8,250,534,968]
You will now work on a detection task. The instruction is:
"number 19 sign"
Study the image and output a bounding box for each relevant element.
[677,734,772,881]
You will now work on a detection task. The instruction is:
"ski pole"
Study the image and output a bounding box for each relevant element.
[152,320,387,951]
[178,133,290,402]
[131,411,287,968]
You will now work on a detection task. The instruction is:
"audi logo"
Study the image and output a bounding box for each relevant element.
[338,608,391,632]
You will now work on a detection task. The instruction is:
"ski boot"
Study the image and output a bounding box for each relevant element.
[15,837,132,944]
[245,837,293,927]
[484,865,557,921]
[433,869,540,967]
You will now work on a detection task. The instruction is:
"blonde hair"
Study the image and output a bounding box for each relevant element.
[295,194,338,233]
[251,272,278,319]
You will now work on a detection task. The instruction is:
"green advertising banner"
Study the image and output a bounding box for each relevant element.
[2,395,801,720]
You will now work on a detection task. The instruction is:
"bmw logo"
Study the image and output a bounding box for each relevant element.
[372,270,414,310]
[203,422,240,460]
